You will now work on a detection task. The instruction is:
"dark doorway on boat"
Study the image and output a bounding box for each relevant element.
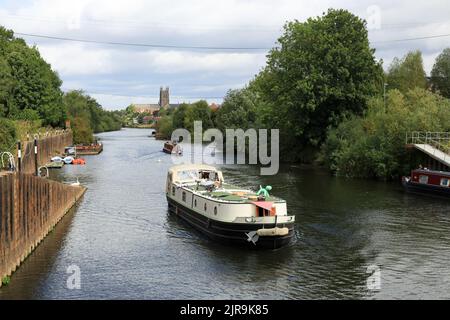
[257,207,269,217]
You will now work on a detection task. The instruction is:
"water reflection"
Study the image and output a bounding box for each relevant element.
[0,128,449,299]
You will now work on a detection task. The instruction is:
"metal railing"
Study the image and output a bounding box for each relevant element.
[406,131,450,164]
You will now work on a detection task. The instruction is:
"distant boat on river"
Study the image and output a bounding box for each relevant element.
[163,141,182,155]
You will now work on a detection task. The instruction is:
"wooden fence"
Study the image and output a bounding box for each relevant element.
[19,131,73,175]
[0,172,86,286]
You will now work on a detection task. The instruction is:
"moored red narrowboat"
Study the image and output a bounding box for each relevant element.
[402,168,450,197]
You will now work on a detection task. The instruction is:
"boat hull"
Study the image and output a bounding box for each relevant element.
[402,177,450,198]
[167,197,295,249]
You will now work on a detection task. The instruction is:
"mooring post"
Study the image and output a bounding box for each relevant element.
[34,138,38,176]
[17,141,22,172]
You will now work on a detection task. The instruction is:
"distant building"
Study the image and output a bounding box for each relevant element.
[132,86,180,113]
[160,86,181,109]
[132,104,160,114]
[159,86,169,108]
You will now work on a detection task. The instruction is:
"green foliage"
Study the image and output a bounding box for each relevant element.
[63,90,122,144]
[72,117,94,144]
[156,100,217,138]
[172,103,189,129]
[386,50,427,93]
[183,100,213,132]
[431,48,450,98]
[0,117,17,153]
[216,88,261,130]
[1,275,11,286]
[0,26,65,126]
[137,111,153,124]
[13,108,41,121]
[0,55,14,117]
[156,115,174,139]
[250,9,383,160]
[0,26,122,136]
[322,89,450,179]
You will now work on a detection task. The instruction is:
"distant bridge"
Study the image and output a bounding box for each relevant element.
[406,132,450,169]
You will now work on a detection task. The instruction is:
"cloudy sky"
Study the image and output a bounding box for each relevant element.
[0,0,449,109]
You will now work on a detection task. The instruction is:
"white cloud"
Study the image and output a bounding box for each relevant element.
[38,44,115,75]
[0,0,449,109]
[36,43,266,77]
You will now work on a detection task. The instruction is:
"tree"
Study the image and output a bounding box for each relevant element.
[156,115,173,139]
[183,100,213,132]
[322,88,450,179]
[386,50,427,93]
[172,103,189,129]
[0,26,65,126]
[72,117,94,144]
[216,88,260,130]
[251,9,383,161]
[63,90,122,143]
[431,48,450,98]
[0,56,14,117]
[0,117,17,153]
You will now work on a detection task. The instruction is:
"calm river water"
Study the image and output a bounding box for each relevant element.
[1,128,450,299]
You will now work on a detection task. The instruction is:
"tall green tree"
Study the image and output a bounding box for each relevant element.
[63,90,122,143]
[386,50,427,93]
[0,56,14,117]
[216,88,261,130]
[172,103,189,129]
[251,9,383,161]
[0,26,65,126]
[183,100,213,132]
[431,48,450,98]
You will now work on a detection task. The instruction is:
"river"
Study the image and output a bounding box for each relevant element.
[1,128,449,299]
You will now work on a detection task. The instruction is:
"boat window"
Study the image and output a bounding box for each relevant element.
[178,170,198,181]
[214,207,217,215]
[419,175,429,184]
[204,203,207,211]
[200,171,210,179]
[194,199,197,207]
[182,191,186,202]
[441,178,450,187]
[172,186,175,196]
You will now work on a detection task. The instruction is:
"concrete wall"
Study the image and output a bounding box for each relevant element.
[0,172,85,286]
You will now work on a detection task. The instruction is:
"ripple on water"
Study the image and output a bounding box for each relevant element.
[1,129,450,299]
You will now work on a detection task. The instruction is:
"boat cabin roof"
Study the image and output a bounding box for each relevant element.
[412,169,450,178]
[168,164,223,184]
[168,164,285,204]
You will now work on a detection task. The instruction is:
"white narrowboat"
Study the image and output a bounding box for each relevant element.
[166,164,296,249]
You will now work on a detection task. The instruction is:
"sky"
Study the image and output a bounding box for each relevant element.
[0,0,449,110]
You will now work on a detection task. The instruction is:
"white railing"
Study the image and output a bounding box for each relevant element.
[406,131,450,165]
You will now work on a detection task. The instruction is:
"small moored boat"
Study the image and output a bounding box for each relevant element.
[166,164,296,249]
[63,156,74,164]
[402,168,450,198]
[75,143,103,155]
[45,161,64,169]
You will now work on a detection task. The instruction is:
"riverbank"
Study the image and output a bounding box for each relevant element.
[0,172,86,287]
[0,131,87,287]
